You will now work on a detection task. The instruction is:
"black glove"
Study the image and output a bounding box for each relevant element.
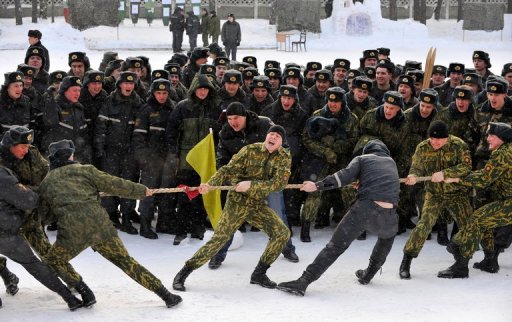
[236,41,240,46]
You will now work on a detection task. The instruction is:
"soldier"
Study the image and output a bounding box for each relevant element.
[277,139,400,296]
[472,50,494,83]
[207,42,223,61]
[213,57,230,86]
[185,10,200,51]
[39,139,182,308]
[95,71,143,229]
[303,61,322,89]
[300,87,359,241]
[199,64,221,92]
[244,76,274,115]
[241,67,258,93]
[218,69,246,113]
[346,69,362,89]
[265,68,282,98]
[136,56,152,90]
[357,49,379,72]
[283,67,316,116]
[502,63,512,95]
[397,75,418,110]
[209,10,221,44]
[347,76,377,121]
[172,125,292,291]
[439,122,512,278]
[166,74,222,245]
[0,156,82,310]
[377,47,390,60]
[43,70,67,102]
[98,51,118,72]
[132,79,176,239]
[121,57,148,102]
[24,46,49,95]
[331,58,350,91]
[0,126,96,306]
[370,59,395,104]
[200,8,211,47]
[17,64,41,112]
[27,29,50,71]
[307,69,333,113]
[243,56,258,69]
[399,120,473,279]
[221,13,242,61]
[170,7,186,53]
[182,47,209,89]
[67,51,92,80]
[79,70,108,167]
[103,58,124,94]
[39,76,91,165]
[430,65,447,88]
[164,63,188,102]
[261,85,308,233]
[435,62,464,107]
[0,72,34,138]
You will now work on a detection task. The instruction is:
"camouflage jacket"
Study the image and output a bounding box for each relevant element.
[209,142,291,203]
[346,91,378,122]
[459,143,512,200]
[38,163,146,247]
[303,105,359,169]
[474,97,512,162]
[409,135,472,195]
[434,81,456,108]
[0,145,48,190]
[433,102,480,158]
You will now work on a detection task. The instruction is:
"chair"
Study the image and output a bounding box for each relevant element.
[291,30,307,52]
[276,32,287,51]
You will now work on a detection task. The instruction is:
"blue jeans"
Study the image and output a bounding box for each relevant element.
[213,191,295,261]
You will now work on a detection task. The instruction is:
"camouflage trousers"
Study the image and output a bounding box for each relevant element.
[453,198,512,259]
[404,192,472,257]
[0,221,82,287]
[185,192,290,269]
[45,235,163,292]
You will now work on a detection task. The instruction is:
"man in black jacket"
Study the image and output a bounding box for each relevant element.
[170,7,186,53]
[221,13,241,60]
[277,139,400,296]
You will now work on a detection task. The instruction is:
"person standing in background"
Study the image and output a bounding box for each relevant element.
[221,13,241,61]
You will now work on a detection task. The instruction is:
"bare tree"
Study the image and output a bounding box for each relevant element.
[32,0,38,23]
[15,0,22,25]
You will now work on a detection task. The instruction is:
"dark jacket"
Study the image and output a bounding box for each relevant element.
[0,165,38,234]
[170,8,186,33]
[221,20,241,46]
[79,87,109,142]
[217,111,272,167]
[186,12,201,36]
[0,90,34,138]
[316,139,400,206]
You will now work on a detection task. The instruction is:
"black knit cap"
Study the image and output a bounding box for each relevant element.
[48,139,75,160]
[487,122,512,143]
[226,102,247,116]
[267,124,287,142]
[428,120,449,139]
[28,29,42,39]
[0,126,34,148]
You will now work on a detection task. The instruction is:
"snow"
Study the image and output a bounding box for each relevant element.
[0,1,511,321]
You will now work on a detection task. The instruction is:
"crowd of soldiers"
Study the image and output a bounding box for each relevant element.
[0,29,511,309]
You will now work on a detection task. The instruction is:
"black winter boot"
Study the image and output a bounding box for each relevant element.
[173,265,194,291]
[75,280,96,307]
[399,254,414,279]
[282,249,299,263]
[277,270,315,296]
[0,296,2,308]
[355,259,382,285]
[59,289,83,311]
[208,256,224,269]
[436,224,449,246]
[108,210,121,229]
[120,213,138,235]
[250,261,277,289]
[357,231,367,240]
[0,267,19,295]
[139,217,158,239]
[155,286,182,308]
[473,250,500,273]
[300,221,311,243]
[438,243,469,279]
[155,211,175,234]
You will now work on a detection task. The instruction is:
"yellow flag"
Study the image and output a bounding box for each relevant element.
[186,132,222,228]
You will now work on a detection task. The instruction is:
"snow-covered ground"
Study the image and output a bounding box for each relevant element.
[0,1,511,321]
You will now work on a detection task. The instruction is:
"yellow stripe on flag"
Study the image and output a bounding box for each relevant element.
[186,132,222,228]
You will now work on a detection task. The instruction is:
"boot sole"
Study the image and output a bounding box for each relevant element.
[437,274,468,279]
[83,299,97,308]
[250,280,276,289]
[276,285,305,296]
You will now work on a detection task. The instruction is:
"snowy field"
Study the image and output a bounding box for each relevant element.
[0,1,511,321]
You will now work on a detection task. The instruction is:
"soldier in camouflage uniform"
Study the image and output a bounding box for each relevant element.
[399,121,473,279]
[172,126,291,291]
[439,122,512,278]
[346,76,377,121]
[300,87,359,241]
[397,75,418,110]
[331,58,350,92]
[39,139,182,308]
[0,127,96,304]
